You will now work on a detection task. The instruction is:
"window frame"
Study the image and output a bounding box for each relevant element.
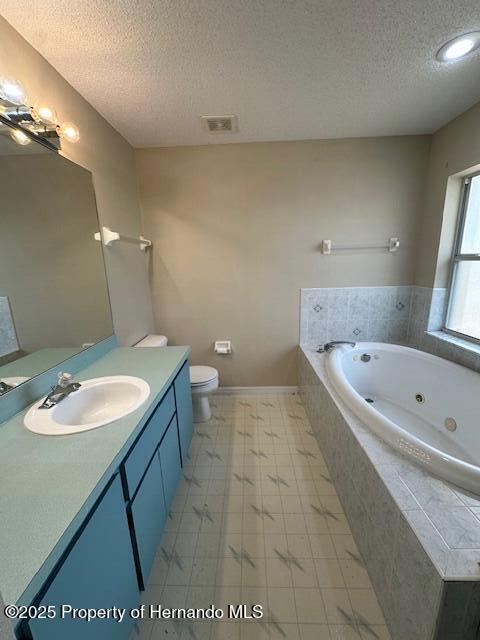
[444,170,480,346]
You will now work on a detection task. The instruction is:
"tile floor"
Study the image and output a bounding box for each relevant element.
[131,393,391,640]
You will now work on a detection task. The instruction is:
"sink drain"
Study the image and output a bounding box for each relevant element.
[415,393,425,404]
[445,417,457,432]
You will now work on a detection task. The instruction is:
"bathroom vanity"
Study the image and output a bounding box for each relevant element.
[0,346,193,640]
[0,102,196,639]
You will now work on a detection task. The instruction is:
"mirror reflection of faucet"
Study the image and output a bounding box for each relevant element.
[0,381,14,395]
[0,376,30,395]
[39,372,82,409]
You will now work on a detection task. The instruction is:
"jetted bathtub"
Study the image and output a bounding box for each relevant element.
[325,342,480,494]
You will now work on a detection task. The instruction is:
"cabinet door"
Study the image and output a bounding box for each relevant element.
[28,475,138,640]
[123,387,175,498]
[173,361,194,464]
[130,451,167,587]
[158,416,182,512]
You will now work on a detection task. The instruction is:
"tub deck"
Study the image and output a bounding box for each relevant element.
[299,345,480,640]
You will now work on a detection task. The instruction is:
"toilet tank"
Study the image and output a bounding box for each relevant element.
[135,334,168,347]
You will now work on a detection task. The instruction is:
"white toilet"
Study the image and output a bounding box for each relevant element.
[135,334,219,423]
[189,365,219,422]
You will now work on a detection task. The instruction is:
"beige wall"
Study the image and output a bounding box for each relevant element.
[136,136,431,386]
[415,101,480,288]
[0,16,153,346]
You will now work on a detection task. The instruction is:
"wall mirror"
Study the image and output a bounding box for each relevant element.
[0,118,113,395]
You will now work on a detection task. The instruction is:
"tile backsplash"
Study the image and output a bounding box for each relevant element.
[301,285,480,372]
[0,297,19,358]
[300,286,412,347]
[408,286,480,372]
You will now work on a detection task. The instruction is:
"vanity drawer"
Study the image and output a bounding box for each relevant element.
[124,387,175,497]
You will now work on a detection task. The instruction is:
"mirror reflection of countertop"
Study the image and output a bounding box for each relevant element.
[0,348,82,385]
[0,345,190,609]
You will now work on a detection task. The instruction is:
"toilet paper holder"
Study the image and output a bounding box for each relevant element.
[214,340,232,355]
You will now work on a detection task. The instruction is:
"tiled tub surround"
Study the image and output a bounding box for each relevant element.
[298,345,480,640]
[0,297,19,358]
[300,286,480,373]
[300,286,412,348]
[408,286,480,373]
[131,392,391,640]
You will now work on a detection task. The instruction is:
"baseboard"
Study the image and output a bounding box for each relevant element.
[214,386,299,395]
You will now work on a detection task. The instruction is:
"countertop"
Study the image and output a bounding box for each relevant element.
[0,348,81,380]
[0,346,190,607]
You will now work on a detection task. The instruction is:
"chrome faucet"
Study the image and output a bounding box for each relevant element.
[317,341,356,353]
[39,372,81,409]
[0,380,14,396]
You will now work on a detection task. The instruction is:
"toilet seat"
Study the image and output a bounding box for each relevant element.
[190,366,218,386]
[133,337,218,423]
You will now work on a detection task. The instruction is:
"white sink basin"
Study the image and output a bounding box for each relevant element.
[24,376,150,436]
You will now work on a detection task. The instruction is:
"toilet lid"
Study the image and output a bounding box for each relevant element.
[190,366,218,385]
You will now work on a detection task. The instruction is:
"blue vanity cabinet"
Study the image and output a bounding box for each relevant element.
[123,387,175,498]
[158,415,182,511]
[13,354,192,639]
[27,474,139,640]
[129,449,168,588]
[173,361,194,464]
[127,416,181,588]
[126,398,181,588]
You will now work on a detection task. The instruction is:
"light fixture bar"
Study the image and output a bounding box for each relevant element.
[0,114,59,151]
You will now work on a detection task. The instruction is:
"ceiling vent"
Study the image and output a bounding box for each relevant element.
[201,115,238,133]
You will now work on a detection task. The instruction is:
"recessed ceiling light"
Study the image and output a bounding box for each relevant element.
[436,32,480,62]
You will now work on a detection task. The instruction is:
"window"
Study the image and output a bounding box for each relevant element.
[445,173,480,343]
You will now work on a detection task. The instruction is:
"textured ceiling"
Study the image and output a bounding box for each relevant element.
[1,1,480,147]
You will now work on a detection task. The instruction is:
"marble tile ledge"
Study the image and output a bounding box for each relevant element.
[299,345,480,582]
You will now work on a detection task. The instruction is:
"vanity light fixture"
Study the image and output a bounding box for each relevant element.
[57,121,80,143]
[31,104,58,126]
[9,128,31,146]
[436,32,480,62]
[0,74,80,147]
[0,76,27,106]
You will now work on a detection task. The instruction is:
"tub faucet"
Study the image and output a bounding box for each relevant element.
[317,341,356,353]
[39,372,81,409]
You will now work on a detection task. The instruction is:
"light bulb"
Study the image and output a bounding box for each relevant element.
[57,121,80,143]
[31,104,58,125]
[10,128,31,146]
[436,32,480,62]
[0,77,27,105]
[444,39,474,60]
